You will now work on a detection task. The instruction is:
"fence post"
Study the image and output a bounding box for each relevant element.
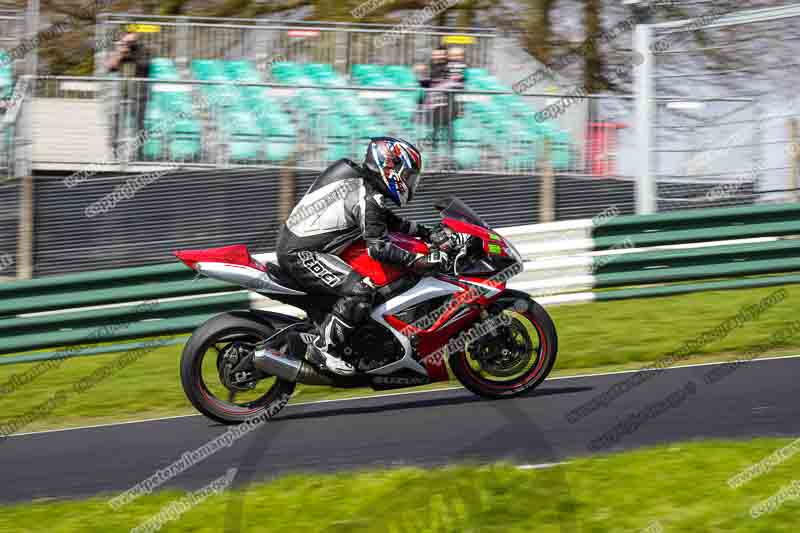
[94,13,106,77]
[634,23,656,214]
[24,0,39,82]
[791,118,800,201]
[176,16,189,73]
[16,174,33,279]
[279,163,296,224]
[447,92,455,166]
[14,75,34,280]
[539,139,554,223]
[344,31,352,76]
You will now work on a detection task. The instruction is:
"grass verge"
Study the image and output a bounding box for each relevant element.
[2,438,799,532]
[2,283,800,433]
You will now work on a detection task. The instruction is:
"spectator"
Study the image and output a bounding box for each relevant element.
[430,47,448,83]
[418,47,465,152]
[413,63,429,83]
[106,33,152,160]
[413,63,430,102]
[446,46,466,87]
[446,46,466,122]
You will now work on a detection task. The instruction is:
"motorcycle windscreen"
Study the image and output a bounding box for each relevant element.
[435,196,522,266]
[433,196,490,228]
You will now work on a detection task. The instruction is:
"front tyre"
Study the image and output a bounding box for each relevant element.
[180,312,296,425]
[451,296,558,398]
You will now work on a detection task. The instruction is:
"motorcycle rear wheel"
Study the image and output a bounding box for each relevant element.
[450,297,558,398]
[180,312,296,425]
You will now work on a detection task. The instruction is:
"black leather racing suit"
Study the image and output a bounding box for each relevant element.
[276,158,429,355]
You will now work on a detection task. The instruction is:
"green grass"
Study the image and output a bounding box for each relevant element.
[2,438,800,532]
[2,283,800,433]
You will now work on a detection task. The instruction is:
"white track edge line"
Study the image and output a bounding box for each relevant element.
[517,462,568,470]
[8,353,800,439]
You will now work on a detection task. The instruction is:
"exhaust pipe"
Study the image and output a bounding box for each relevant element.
[253,348,333,386]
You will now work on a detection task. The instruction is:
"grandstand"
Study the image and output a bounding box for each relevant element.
[29,15,588,175]
[128,55,574,172]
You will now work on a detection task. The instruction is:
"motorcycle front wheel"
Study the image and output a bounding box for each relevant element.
[450,296,558,398]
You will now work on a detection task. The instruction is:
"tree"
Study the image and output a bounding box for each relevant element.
[524,0,557,65]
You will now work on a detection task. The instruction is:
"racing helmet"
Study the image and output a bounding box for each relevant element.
[363,137,423,207]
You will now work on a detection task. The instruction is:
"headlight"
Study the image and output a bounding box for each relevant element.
[502,234,523,263]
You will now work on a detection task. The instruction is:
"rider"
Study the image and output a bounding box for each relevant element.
[276,137,446,375]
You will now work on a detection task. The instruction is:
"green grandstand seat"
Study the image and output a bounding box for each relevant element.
[142,136,163,160]
[271,62,304,83]
[462,69,577,167]
[309,66,348,88]
[550,149,570,170]
[143,59,202,162]
[149,58,180,81]
[304,63,335,78]
[151,58,177,69]
[169,117,202,161]
[191,59,226,80]
[221,109,262,161]
[217,60,300,162]
[351,64,381,81]
[225,60,259,79]
[264,119,297,162]
[142,107,168,160]
[225,61,263,104]
[384,65,416,86]
[320,111,355,161]
[265,141,294,162]
[452,117,482,169]
[464,68,489,82]
[228,141,260,161]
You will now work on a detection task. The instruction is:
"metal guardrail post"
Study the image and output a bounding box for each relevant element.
[634,23,655,214]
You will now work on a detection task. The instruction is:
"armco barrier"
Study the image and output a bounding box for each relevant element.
[2,202,800,364]
[588,202,800,300]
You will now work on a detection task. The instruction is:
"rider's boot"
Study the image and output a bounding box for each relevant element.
[305,314,356,376]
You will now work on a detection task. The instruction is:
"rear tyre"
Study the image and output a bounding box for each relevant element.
[451,297,558,398]
[180,312,296,425]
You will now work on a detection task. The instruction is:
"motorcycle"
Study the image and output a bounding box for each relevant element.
[176,196,558,424]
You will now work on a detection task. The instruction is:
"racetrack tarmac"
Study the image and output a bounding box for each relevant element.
[2,356,799,504]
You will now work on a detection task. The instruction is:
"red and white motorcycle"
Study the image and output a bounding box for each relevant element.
[176,197,558,424]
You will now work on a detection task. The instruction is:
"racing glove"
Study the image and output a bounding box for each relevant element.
[413,222,435,243]
[408,249,449,274]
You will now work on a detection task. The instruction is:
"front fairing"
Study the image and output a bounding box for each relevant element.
[434,196,523,274]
